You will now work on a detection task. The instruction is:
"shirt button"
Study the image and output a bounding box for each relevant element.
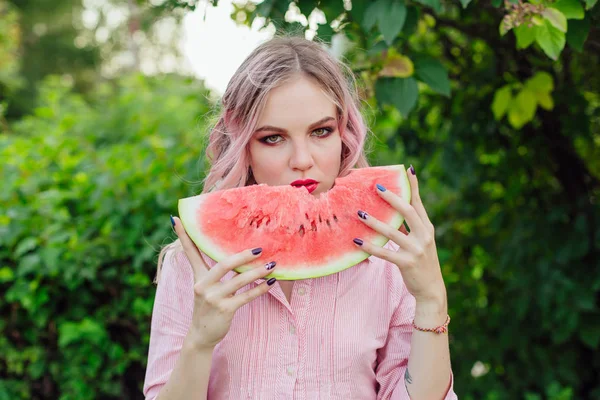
[289,325,296,334]
[286,366,294,376]
[297,287,306,296]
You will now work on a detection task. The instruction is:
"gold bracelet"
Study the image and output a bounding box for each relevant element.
[412,314,451,334]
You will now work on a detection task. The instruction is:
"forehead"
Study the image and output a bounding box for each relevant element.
[257,75,337,127]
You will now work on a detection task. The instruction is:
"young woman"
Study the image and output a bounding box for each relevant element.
[143,36,457,400]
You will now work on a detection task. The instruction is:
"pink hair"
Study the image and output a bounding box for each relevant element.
[155,35,371,283]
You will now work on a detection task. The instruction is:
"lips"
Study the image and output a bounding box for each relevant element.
[290,179,319,193]
[291,179,318,186]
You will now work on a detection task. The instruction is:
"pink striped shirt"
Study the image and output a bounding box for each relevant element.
[143,240,457,399]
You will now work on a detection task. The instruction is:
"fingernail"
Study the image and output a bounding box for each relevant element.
[252,247,263,255]
[353,238,363,246]
[267,277,277,285]
[357,210,368,220]
[170,215,176,227]
[376,183,386,192]
[410,165,415,175]
[265,261,276,270]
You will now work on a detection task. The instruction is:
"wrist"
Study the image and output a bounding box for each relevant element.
[184,331,217,354]
[414,292,448,328]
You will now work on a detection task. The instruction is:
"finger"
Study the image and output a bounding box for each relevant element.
[172,215,209,281]
[406,165,434,229]
[356,210,415,251]
[226,278,277,310]
[204,247,265,286]
[219,260,277,297]
[352,237,414,270]
[374,181,428,238]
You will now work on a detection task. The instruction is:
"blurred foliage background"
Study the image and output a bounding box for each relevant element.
[1,0,599,399]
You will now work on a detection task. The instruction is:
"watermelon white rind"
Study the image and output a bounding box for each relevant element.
[178,165,411,280]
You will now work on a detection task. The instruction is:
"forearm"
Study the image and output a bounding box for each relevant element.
[156,333,214,400]
[405,296,452,400]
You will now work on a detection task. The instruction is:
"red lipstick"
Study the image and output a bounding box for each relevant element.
[290,179,319,193]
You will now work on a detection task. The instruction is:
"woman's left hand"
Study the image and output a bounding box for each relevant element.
[354,165,447,307]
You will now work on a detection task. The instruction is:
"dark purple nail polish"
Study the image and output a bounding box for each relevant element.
[410,164,415,175]
[265,261,276,270]
[267,277,277,285]
[252,247,263,255]
[357,210,368,220]
[170,215,176,227]
[353,238,363,246]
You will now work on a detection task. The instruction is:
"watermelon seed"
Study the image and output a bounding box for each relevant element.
[298,224,305,237]
[318,214,322,223]
[305,213,310,220]
[326,219,331,228]
[311,220,317,231]
[333,214,339,223]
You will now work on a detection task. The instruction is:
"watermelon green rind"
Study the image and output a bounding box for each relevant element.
[178,165,411,280]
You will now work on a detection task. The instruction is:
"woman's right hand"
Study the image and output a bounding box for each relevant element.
[171,216,277,350]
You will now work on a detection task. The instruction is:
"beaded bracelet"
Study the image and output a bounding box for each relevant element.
[412,314,451,334]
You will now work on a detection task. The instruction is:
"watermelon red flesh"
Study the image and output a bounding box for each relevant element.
[178,165,411,280]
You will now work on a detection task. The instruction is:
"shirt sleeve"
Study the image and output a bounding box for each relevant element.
[142,249,195,400]
[374,256,457,400]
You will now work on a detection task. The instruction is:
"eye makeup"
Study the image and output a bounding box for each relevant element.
[258,126,335,145]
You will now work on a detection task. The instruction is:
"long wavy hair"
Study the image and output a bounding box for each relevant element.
[154,35,371,283]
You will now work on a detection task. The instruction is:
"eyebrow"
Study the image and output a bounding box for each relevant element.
[254,116,336,133]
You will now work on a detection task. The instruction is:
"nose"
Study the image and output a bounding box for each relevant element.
[289,139,314,171]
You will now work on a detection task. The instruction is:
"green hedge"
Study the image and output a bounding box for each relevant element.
[0,74,213,399]
[1,71,599,399]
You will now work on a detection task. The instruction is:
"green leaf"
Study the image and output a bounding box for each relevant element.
[15,237,39,258]
[0,267,15,283]
[579,314,600,349]
[296,0,319,17]
[413,56,451,97]
[536,92,554,110]
[379,51,415,78]
[566,16,591,51]
[507,89,537,129]
[375,77,419,116]
[379,0,407,45]
[459,0,473,8]
[414,0,442,13]
[319,1,346,22]
[362,0,385,31]
[551,0,585,19]
[316,23,334,40]
[514,24,538,49]
[541,8,567,32]
[585,0,598,9]
[349,1,369,24]
[402,6,420,36]
[526,71,554,93]
[492,85,512,120]
[536,20,566,60]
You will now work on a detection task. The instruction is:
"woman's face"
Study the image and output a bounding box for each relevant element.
[248,74,342,197]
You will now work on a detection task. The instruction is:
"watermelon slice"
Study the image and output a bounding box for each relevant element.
[178,165,411,280]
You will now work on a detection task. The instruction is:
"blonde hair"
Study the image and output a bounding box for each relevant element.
[154,35,371,284]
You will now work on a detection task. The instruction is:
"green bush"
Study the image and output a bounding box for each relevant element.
[0,74,213,399]
[1,64,599,399]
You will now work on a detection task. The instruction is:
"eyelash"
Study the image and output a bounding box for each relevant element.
[259,127,334,145]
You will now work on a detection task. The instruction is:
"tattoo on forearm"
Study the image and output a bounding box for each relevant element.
[404,368,413,385]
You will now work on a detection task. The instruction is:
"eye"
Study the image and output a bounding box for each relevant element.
[312,127,333,137]
[259,134,282,144]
